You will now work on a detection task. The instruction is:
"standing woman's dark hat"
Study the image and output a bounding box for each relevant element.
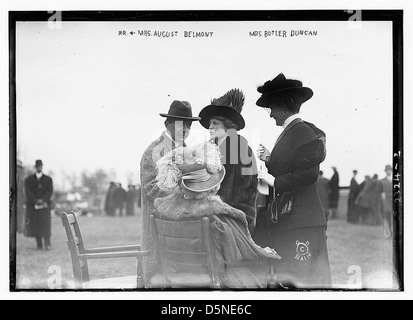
[256,73,314,112]
[199,89,246,130]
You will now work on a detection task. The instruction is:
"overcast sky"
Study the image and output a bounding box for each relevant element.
[16,20,393,189]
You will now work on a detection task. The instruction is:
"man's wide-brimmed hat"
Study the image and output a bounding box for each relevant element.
[256,73,314,111]
[160,100,201,121]
[156,142,225,193]
[199,89,246,131]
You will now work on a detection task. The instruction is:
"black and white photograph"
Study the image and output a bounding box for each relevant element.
[5,4,409,299]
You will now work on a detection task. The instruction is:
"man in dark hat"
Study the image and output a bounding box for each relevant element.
[24,160,54,250]
[255,73,331,288]
[140,100,200,285]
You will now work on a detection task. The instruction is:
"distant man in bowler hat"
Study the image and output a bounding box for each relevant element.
[140,100,200,285]
[24,160,54,250]
[255,73,331,288]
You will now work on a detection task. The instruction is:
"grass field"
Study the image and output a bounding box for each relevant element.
[15,210,396,290]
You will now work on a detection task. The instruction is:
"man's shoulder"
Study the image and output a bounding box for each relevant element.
[43,174,53,182]
[25,174,35,182]
[380,177,391,184]
[284,120,317,146]
[141,133,172,166]
[289,120,317,136]
[143,134,166,154]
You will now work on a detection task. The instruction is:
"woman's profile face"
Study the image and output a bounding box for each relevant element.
[209,118,227,140]
[270,106,290,127]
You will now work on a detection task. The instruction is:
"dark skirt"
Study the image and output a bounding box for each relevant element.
[252,206,273,248]
[24,207,51,238]
[273,226,332,288]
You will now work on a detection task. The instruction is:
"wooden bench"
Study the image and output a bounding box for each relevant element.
[61,211,149,289]
[151,215,280,289]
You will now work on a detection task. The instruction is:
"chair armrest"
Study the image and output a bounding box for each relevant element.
[79,250,150,260]
[84,245,141,254]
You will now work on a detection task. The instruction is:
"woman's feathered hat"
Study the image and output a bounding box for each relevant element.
[199,89,246,130]
[156,142,226,193]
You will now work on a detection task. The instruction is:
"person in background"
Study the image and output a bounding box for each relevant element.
[347,170,360,224]
[136,184,142,209]
[329,167,340,220]
[371,174,384,225]
[356,175,382,226]
[24,160,54,251]
[316,171,330,220]
[380,165,393,238]
[140,100,200,285]
[126,185,137,216]
[114,183,126,217]
[104,182,116,217]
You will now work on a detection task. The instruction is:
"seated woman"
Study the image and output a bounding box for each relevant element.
[198,89,258,233]
[154,142,280,288]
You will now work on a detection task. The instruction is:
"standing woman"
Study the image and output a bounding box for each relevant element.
[255,74,331,288]
[199,89,258,232]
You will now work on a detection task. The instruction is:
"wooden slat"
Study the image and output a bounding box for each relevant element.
[84,245,141,254]
[164,260,208,275]
[79,250,150,260]
[154,219,204,238]
[162,248,207,264]
[158,236,204,252]
[67,214,76,225]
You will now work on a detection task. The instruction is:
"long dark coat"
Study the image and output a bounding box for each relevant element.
[104,184,117,216]
[257,119,330,288]
[316,176,330,212]
[347,177,360,223]
[24,174,53,238]
[329,171,340,209]
[217,132,258,232]
[113,186,126,209]
[266,120,327,234]
[356,179,383,225]
[126,189,137,216]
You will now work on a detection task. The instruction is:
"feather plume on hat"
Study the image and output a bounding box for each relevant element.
[199,89,246,130]
[156,142,223,192]
[211,88,245,113]
[155,148,184,192]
